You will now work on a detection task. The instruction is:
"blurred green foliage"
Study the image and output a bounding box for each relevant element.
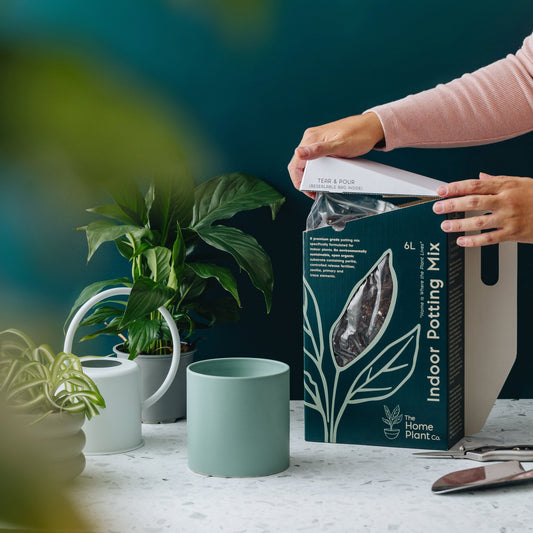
[0,0,278,197]
[0,403,91,531]
[0,3,279,529]
[0,45,197,195]
[164,0,278,41]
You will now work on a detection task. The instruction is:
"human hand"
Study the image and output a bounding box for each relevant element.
[433,173,533,246]
[287,112,385,197]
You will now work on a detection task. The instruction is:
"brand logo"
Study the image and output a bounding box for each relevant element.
[382,404,402,440]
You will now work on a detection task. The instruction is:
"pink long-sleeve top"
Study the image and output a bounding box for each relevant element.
[368,32,533,150]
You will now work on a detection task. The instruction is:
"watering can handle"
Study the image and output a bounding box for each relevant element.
[63,287,181,410]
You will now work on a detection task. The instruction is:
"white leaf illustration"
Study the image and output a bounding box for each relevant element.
[303,276,330,438]
[348,324,421,404]
[303,276,324,367]
[330,325,420,442]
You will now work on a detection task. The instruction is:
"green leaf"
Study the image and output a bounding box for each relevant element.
[168,237,185,290]
[64,278,131,330]
[158,313,194,341]
[0,329,36,354]
[195,225,273,312]
[114,237,134,261]
[179,275,208,302]
[78,304,125,327]
[87,204,138,225]
[0,331,106,418]
[187,263,240,306]
[121,277,175,326]
[143,246,172,284]
[145,182,156,214]
[79,317,126,341]
[126,317,162,358]
[170,220,186,280]
[191,173,285,230]
[83,220,142,261]
[124,228,158,259]
[148,175,194,246]
[110,184,148,226]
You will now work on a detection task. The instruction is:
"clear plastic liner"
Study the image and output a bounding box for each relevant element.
[331,252,394,367]
[306,192,397,232]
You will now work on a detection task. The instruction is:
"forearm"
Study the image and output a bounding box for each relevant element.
[368,33,533,150]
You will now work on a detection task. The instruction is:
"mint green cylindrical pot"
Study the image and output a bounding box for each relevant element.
[187,357,290,477]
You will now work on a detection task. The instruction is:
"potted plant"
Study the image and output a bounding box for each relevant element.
[66,172,285,423]
[0,328,105,481]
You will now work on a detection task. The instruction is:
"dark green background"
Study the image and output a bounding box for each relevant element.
[1,1,532,399]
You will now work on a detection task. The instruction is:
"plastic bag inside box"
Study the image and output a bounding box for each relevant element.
[306,192,397,232]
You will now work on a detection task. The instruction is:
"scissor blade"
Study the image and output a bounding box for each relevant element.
[415,445,533,461]
[413,451,464,458]
[413,436,504,459]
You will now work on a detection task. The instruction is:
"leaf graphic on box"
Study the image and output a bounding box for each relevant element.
[348,324,421,405]
[330,249,397,369]
[303,276,330,439]
[303,276,324,367]
[383,404,403,428]
[330,325,420,442]
[392,405,402,424]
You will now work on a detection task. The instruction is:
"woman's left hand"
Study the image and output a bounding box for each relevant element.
[433,172,533,247]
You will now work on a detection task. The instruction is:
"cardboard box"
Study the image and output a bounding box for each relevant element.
[301,157,517,449]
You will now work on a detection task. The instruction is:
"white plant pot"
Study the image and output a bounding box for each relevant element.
[20,412,86,482]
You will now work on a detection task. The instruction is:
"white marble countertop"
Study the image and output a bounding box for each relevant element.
[72,400,533,533]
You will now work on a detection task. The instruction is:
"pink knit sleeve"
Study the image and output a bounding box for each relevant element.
[367,32,533,150]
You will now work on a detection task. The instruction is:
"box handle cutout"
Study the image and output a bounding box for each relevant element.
[480,228,499,286]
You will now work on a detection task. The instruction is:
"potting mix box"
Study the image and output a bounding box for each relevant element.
[300,157,517,450]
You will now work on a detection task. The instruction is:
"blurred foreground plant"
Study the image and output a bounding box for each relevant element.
[0,328,105,421]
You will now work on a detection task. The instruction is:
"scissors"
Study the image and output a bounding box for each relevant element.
[414,437,533,462]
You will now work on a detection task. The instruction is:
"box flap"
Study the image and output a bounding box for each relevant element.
[300,157,445,196]
[464,241,517,434]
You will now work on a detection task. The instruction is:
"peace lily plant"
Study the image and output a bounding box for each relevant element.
[67,172,285,359]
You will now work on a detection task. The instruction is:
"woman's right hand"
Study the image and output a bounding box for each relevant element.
[287,112,385,196]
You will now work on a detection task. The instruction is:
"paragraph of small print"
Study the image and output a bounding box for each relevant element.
[308,236,367,279]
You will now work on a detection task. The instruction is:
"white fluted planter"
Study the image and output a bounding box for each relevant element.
[21,412,86,482]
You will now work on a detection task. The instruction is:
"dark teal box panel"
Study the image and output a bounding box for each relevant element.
[303,200,464,449]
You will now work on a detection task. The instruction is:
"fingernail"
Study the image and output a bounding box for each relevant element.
[479,172,491,179]
[433,202,443,213]
[436,185,448,196]
[457,236,466,247]
[441,220,451,231]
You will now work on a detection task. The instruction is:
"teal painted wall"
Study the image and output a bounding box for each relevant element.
[1,1,532,398]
